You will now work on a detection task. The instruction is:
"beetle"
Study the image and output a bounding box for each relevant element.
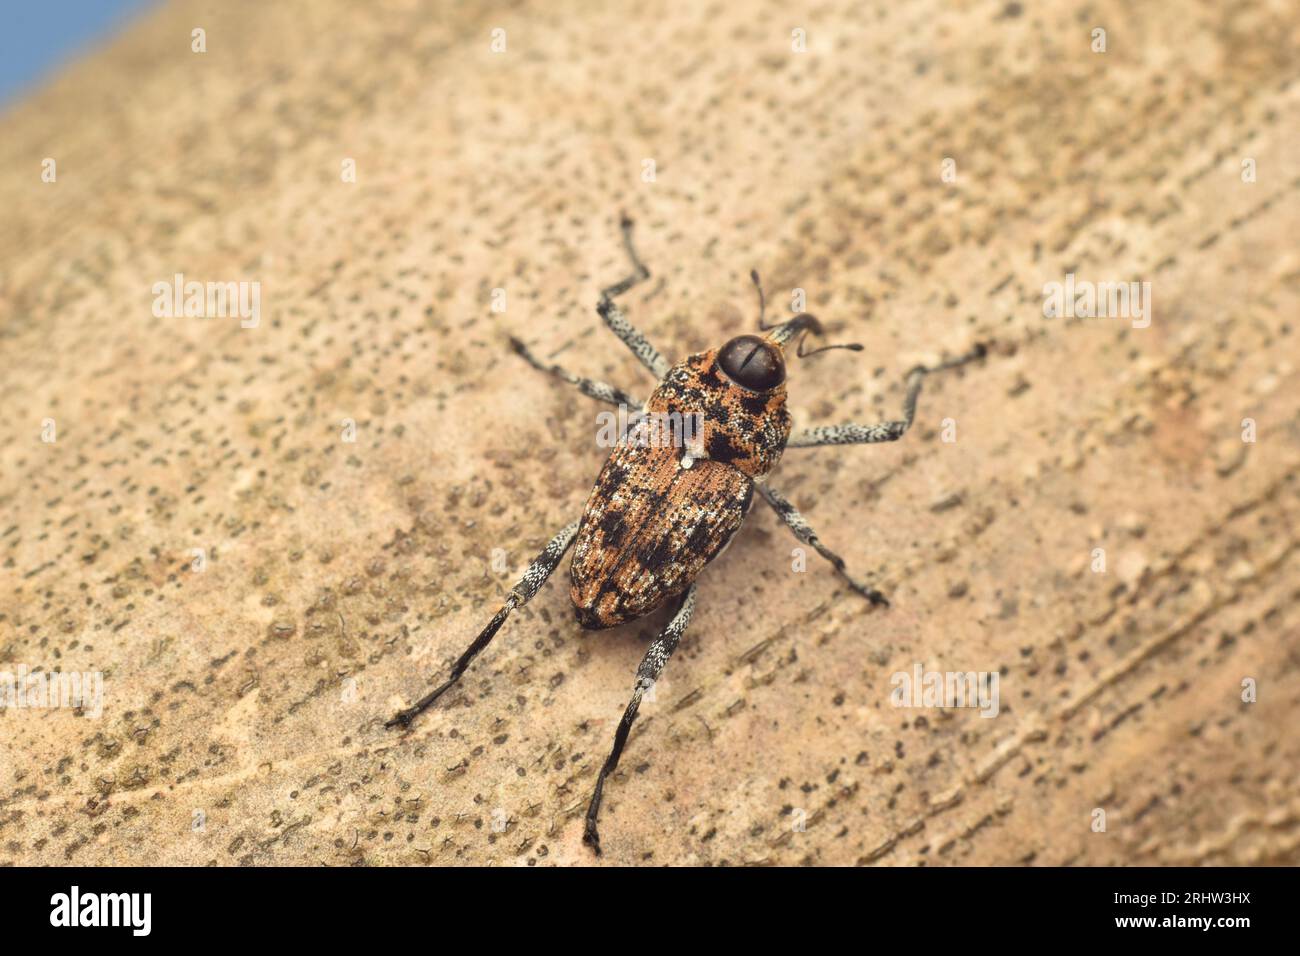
[386,215,987,853]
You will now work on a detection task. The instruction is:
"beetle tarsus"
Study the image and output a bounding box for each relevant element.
[861,586,890,608]
[582,819,603,856]
[384,709,416,731]
[925,340,988,374]
[384,682,450,730]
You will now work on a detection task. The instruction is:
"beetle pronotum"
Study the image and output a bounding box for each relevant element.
[387,216,987,854]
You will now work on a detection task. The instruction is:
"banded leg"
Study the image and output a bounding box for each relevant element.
[787,343,987,448]
[584,583,697,854]
[509,336,640,408]
[386,520,580,730]
[596,214,670,380]
[757,483,889,607]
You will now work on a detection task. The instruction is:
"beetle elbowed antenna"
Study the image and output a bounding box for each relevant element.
[750,269,865,358]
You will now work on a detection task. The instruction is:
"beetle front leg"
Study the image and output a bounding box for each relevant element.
[756,483,889,606]
[583,583,697,855]
[596,214,670,380]
[786,342,987,448]
[385,520,580,730]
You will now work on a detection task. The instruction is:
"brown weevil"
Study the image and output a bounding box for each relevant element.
[386,216,987,853]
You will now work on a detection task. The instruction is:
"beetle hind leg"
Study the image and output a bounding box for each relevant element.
[757,483,890,607]
[385,520,580,730]
[583,583,697,855]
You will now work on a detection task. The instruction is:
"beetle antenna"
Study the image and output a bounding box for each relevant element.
[751,269,774,329]
[798,338,864,358]
[767,313,863,357]
[766,312,821,347]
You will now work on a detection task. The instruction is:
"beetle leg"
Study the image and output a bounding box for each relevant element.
[385,520,580,730]
[596,214,670,380]
[756,483,889,607]
[786,343,987,448]
[583,583,697,855]
[509,336,641,408]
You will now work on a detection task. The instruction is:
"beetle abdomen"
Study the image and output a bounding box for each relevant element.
[570,443,753,629]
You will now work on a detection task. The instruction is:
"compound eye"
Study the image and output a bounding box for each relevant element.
[718,334,786,392]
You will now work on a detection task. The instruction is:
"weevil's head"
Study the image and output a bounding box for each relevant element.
[646,282,862,479]
[716,331,788,392]
[717,313,861,393]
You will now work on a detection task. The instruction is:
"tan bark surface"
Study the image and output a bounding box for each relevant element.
[1,0,1297,866]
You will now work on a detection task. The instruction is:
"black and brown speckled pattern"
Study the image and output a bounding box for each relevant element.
[569,347,789,629]
[656,347,792,477]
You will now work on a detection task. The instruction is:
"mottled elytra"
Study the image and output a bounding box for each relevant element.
[386,216,988,854]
